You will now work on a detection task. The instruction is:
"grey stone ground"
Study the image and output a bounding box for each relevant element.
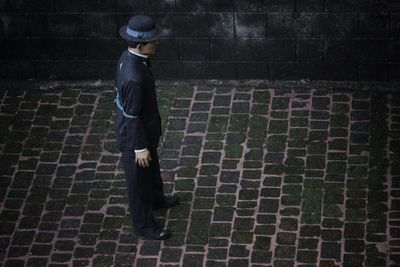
[0,81,399,267]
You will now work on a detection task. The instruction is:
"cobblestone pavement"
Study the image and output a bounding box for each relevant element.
[0,83,399,267]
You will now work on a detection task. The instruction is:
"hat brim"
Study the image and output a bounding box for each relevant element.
[119,26,161,42]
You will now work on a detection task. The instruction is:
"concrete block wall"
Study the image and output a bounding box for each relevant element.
[0,0,399,81]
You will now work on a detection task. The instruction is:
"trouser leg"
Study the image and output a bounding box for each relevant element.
[149,148,165,204]
[121,150,155,231]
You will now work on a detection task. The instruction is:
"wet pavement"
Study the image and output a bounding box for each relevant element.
[0,82,399,267]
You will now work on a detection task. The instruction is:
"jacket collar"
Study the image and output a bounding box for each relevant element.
[125,49,151,68]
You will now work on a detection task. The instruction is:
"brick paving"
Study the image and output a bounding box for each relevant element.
[0,83,399,267]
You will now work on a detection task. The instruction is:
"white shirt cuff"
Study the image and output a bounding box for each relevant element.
[134,148,147,153]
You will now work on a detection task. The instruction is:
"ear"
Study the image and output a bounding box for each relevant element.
[136,43,143,50]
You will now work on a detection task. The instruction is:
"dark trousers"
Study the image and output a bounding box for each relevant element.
[121,148,164,231]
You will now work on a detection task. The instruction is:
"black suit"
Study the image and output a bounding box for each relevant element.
[114,49,164,231]
[115,49,161,151]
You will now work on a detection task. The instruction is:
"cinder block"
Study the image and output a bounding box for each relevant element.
[1,38,85,60]
[205,0,241,12]
[114,0,176,12]
[0,39,26,60]
[392,1,400,12]
[145,0,176,12]
[325,0,362,11]
[115,0,175,12]
[86,38,124,60]
[327,37,391,67]
[6,61,35,79]
[54,0,115,12]
[265,38,296,61]
[268,13,323,38]
[235,38,296,61]
[210,39,235,61]
[236,62,268,79]
[35,60,115,80]
[235,14,266,38]
[270,62,315,80]
[182,61,236,79]
[27,15,46,37]
[358,39,389,62]
[36,61,86,80]
[176,0,206,12]
[45,38,86,60]
[321,13,358,38]
[29,14,117,37]
[180,39,210,61]
[154,14,234,38]
[391,13,400,37]
[0,61,6,79]
[364,0,391,13]
[152,61,182,79]
[211,38,295,62]
[80,14,118,37]
[264,0,295,12]
[297,38,323,62]
[235,39,269,61]
[324,38,360,63]
[206,0,294,12]
[296,0,324,12]
[86,60,115,79]
[116,14,134,32]
[323,63,358,80]
[0,15,29,37]
[388,63,400,81]
[389,39,400,62]
[269,62,358,80]
[0,0,54,13]
[359,63,388,81]
[359,13,390,38]
[114,0,145,11]
[34,0,56,12]
[23,38,48,60]
[152,39,180,61]
[153,61,236,79]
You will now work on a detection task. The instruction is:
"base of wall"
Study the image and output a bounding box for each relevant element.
[0,79,399,93]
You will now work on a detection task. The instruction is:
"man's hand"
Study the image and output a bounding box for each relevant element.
[135,149,152,167]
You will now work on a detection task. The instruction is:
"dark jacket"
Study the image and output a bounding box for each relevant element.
[114,49,161,152]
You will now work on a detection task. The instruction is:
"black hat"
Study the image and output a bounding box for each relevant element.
[119,15,161,42]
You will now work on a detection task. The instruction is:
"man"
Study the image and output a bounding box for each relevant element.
[115,15,179,240]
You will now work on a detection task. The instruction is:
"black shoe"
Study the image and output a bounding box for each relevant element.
[154,195,180,210]
[134,227,171,240]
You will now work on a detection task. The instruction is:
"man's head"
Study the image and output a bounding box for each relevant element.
[128,40,159,55]
[119,15,160,55]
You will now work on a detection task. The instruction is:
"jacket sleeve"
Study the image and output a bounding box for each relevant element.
[122,80,149,150]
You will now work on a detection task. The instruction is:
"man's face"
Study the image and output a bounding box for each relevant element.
[138,40,159,55]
